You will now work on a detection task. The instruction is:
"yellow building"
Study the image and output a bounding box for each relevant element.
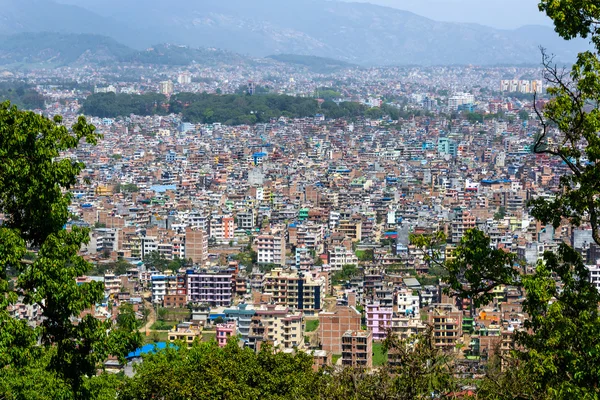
[168,322,202,347]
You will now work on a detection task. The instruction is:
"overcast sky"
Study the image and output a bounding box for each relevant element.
[346,0,552,29]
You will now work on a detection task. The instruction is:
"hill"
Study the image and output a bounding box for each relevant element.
[267,54,355,72]
[52,0,588,65]
[0,33,251,67]
[0,32,132,66]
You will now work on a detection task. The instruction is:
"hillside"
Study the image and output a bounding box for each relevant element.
[52,0,588,65]
[0,33,251,67]
[0,32,132,66]
[267,54,355,72]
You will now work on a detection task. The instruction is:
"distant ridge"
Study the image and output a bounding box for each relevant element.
[0,33,251,67]
[4,0,591,65]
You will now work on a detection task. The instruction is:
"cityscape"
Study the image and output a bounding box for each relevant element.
[1,0,600,399]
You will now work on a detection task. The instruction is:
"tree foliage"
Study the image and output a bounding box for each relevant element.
[0,102,140,398]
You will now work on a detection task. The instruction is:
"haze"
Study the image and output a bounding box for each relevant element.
[346,0,551,29]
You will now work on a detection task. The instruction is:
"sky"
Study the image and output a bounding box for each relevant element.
[346,0,552,29]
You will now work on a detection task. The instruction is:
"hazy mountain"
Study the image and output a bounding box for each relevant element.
[0,32,132,66]
[0,33,252,67]
[7,0,591,65]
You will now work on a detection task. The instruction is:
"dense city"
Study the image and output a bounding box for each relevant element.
[3,55,576,379]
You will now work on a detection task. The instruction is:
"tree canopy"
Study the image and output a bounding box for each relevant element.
[0,101,140,398]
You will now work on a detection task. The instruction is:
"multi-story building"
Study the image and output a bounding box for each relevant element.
[246,305,304,350]
[451,210,476,244]
[262,268,325,314]
[209,215,235,242]
[186,272,233,307]
[256,234,286,266]
[328,246,359,270]
[185,228,208,265]
[224,304,256,343]
[104,272,121,297]
[428,303,463,351]
[341,330,372,368]
[216,322,237,347]
[318,306,361,354]
[366,302,393,341]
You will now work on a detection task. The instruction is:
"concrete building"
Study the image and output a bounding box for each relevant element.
[216,322,237,347]
[168,322,202,347]
[318,306,361,354]
[256,234,286,266]
[224,304,255,343]
[366,302,393,341]
[186,272,233,307]
[341,330,372,368]
[262,268,324,314]
[185,228,208,265]
[428,303,463,351]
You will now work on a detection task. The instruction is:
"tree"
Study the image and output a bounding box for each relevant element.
[0,102,140,398]
[144,250,169,272]
[518,109,530,121]
[119,341,324,400]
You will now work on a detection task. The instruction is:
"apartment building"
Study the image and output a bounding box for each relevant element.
[318,306,361,354]
[104,272,121,297]
[224,304,255,342]
[209,215,235,242]
[341,330,372,368]
[256,234,286,266]
[366,302,393,341]
[262,268,324,314]
[328,246,359,270]
[246,305,304,351]
[186,272,233,307]
[185,228,208,265]
[451,210,476,244]
[428,303,463,351]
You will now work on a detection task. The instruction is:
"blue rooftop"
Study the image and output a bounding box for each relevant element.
[126,342,173,359]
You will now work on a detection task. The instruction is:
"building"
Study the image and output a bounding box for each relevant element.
[318,306,362,354]
[185,228,208,265]
[451,210,476,244]
[256,234,286,266]
[328,246,359,270]
[151,275,167,304]
[438,137,457,157]
[216,322,237,347]
[177,72,192,85]
[104,272,121,297]
[168,322,202,347]
[159,80,174,95]
[366,302,393,341]
[428,303,463,351]
[341,330,372,368]
[262,269,324,314]
[246,305,304,350]
[224,304,256,342]
[186,272,233,307]
[588,264,600,292]
[448,92,474,110]
[307,349,331,371]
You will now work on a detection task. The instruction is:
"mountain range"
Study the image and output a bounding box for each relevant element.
[0,0,589,66]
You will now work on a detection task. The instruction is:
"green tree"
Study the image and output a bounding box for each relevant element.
[119,341,324,400]
[144,251,169,272]
[0,102,140,398]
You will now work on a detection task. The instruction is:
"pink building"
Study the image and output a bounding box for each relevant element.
[366,302,393,340]
[216,322,237,347]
